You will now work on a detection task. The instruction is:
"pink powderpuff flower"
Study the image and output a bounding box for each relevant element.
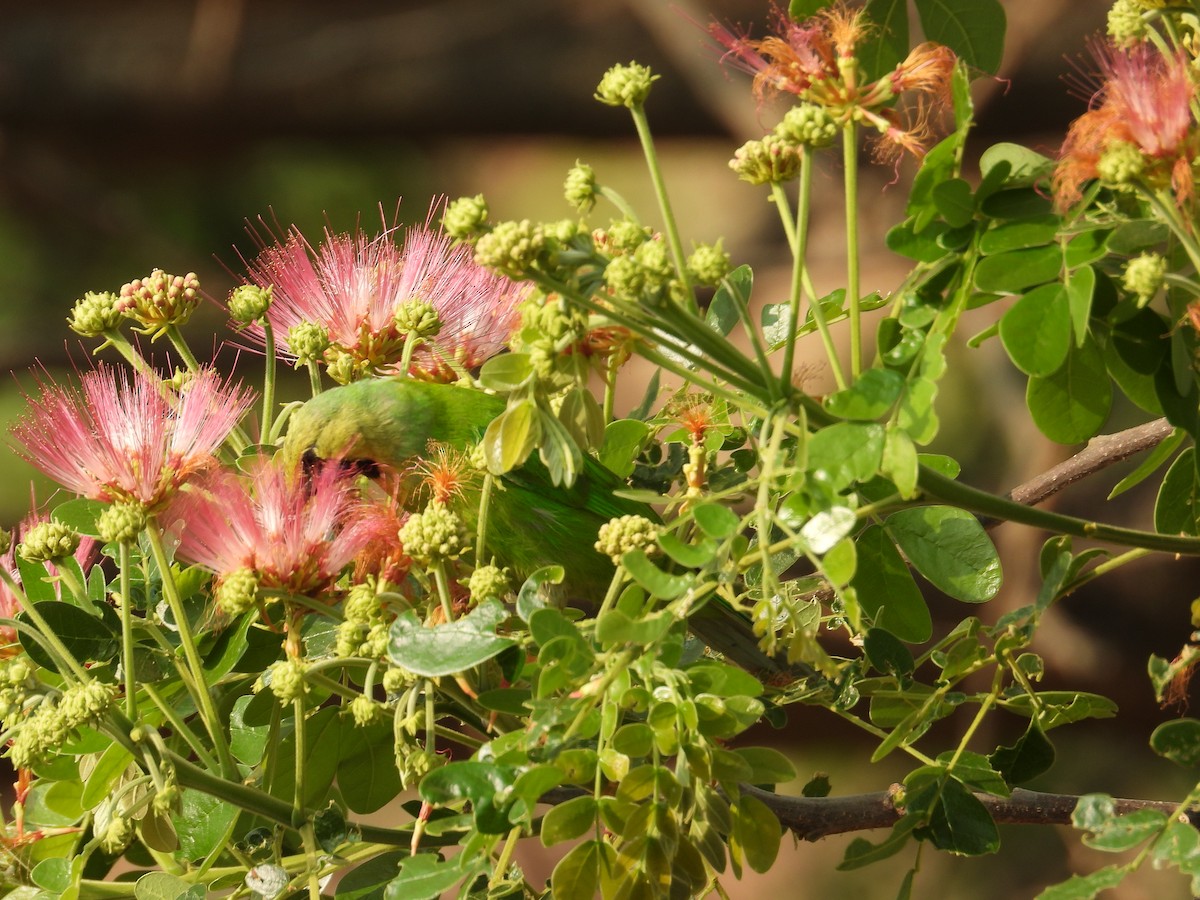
[11,366,255,510]
[167,457,372,598]
[351,492,412,587]
[243,206,527,382]
[1055,42,1197,209]
[709,3,956,163]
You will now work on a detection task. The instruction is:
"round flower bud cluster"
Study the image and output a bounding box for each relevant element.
[467,565,511,604]
[336,581,386,658]
[9,680,117,770]
[228,284,274,324]
[397,504,469,567]
[287,321,331,367]
[117,269,201,336]
[98,501,148,545]
[262,658,308,704]
[595,514,659,565]
[442,194,489,242]
[595,62,659,108]
[324,347,371,385]
[18,521,80,563]
[519,297,589,377]
[0,658,32,727]
[687,242,731,287]
[599,220,652,255]
[382,665,416,694]
[394,298,443,339]
[1106,0,1148,44]
[473,220,546,280]
[604,239,675,305]
[215,568,260,617]
[99,813,135,855]
[350,695,385,727]
[68,291,123,338]
[1095,141,1146,187]
[730,136,801,185]
[564,162,598,215]
[775,104,839,149]
[1123,253,1167,306]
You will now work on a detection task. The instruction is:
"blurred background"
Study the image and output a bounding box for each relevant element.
[5,1,1199,897]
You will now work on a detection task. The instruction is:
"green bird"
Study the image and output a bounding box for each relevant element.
[283,378,781,673]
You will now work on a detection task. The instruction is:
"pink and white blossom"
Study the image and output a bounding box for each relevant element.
[10,366,255,509]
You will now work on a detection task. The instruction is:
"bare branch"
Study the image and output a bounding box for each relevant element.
[741,783,1196,841]
[1004,418,1174,510]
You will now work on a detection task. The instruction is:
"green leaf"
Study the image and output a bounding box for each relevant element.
[990,720,1055,785]
[800,506,857,555]
[864,628,915,676]
[595,607,675,645]
[335,851,406,900]
[339,721,403,814]
[906,770,1000,856]
[824,368,905,420]
[1067,266,1096,349]
[383,854,468,900]
[419,761,517,834]
[807,423,885,489]
[1000,691,1117,730]
[731,792,782,874]
[761,303,795,349]
[1110,430,1182,500]
[707,264,751,336]
[477,352,533,391]
[974,246,1061,293]
[482,400,540,475]
[999,284,1071,377]
[1027,340,1112,444]
[733,747,797,785]
[915,0,1005,73]
[839,816,921,869]
[936,750,1010,797]
[80,742,134,811]
[851,524,932,642]
[516,565,563,621]
[134,872,204,900]
[882,425,919,499]
[600,419,650,478]
[540,795,597,846]
[979,143,1055,188]
[621,550,692,599]
[50,499,107,538]
[978,216,1060,254]
[692,502,739,539]
[886,507,1002,603]
[898,377,939,445]
[1151,718,1200,767]
[550,839,608,900]
[1035,865,1128,900]
[31,858,70,893]
[861,0,907,79]
[388,600,515,677]
[1079,803,1167,853]
[822,536,857,587]
[686,661,764,698]
[172,789,239,862]
[229,694,270,767]
[1155,448,1200,536]
[18,600,119,673]
[932,178,974,228]
[657,531,716,568]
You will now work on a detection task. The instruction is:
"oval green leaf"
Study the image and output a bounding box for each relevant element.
[1027,339,1112,444]
[886,507,1002,603]
[999,284,1071,377]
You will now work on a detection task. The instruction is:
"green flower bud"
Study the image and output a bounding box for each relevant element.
[343,581,380,624]
[687,242,732,287]
[19,521,80,563]
[263,658,308,704]
[595,514,659,565]
[595,62,659,108]
[68,291,123,338]
[564,161,598,214]
[602,220,652,255]
[473,219,545,279]
[397,747,444,788]
[382,666,415,694]
[324,346,369,385]
[97,501,148,545]
[228,284,274,324]
[604,254,645,301]
[1107,0,1148,44]
[287,321,331,366]
[775,104,839,149]
[442,194,490,242]
[216,568,260,617]
[394,298,442,339]
[117,270,201,336]
[99,814,135,855]
[1096,141,1146,186]
[467,565,511,604]
[1123,252,1167,306]
[362,622,389,658]
[397,503,469,566]
[350,695,385,727]
[730,135,801,185]
[60,680,116,724]
[0,528,11,556]
[544,218,581,243]
[634,239,674,297]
